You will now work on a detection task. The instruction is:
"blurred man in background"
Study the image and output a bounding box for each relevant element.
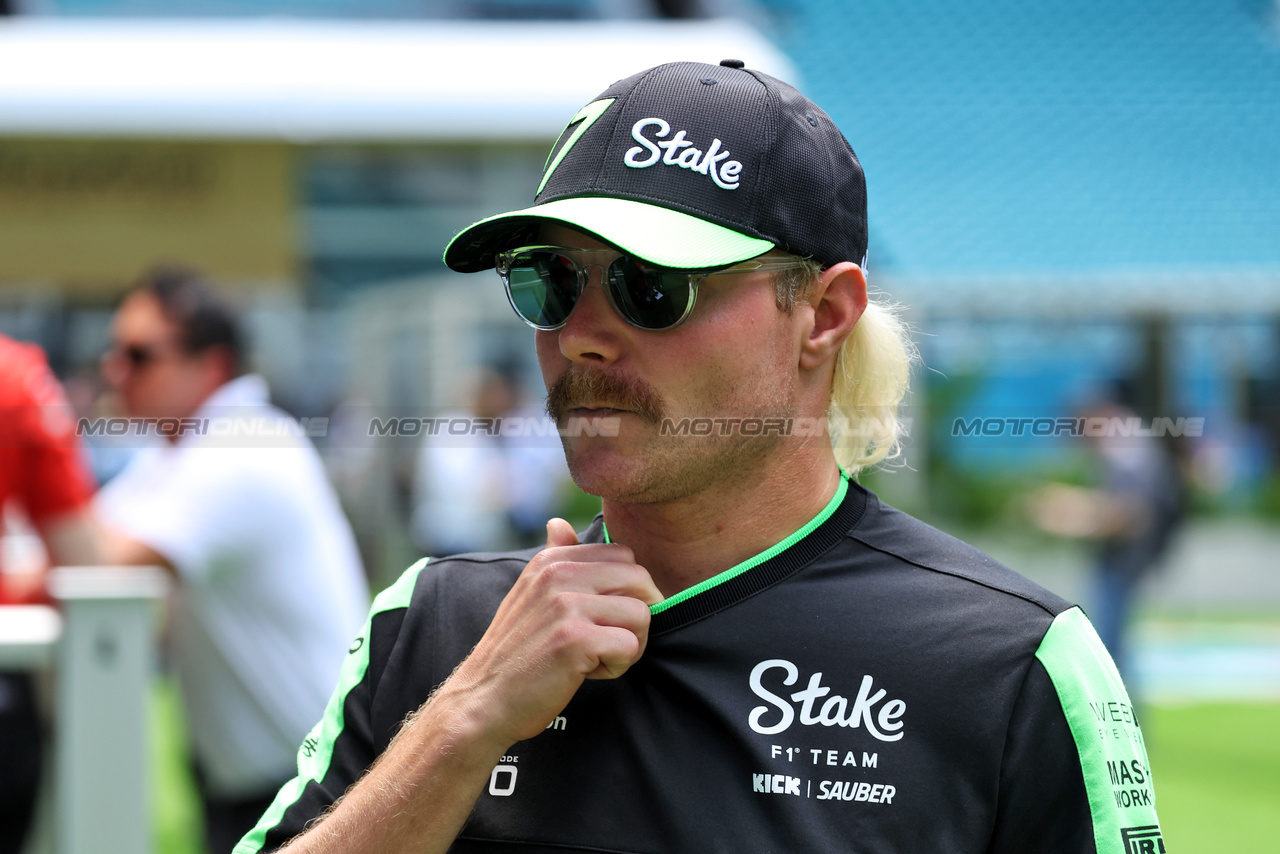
[412,359,571,555]
[1031,394,1186,680]
[0,333,101,854]
[94,268,370,854]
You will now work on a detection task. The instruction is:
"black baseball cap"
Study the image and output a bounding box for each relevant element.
[443,59,867,273]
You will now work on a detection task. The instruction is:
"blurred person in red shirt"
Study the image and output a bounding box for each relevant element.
[0,334,101,587]
[0,333,102,854]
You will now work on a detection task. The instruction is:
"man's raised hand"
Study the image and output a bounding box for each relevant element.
[441,517,663,747]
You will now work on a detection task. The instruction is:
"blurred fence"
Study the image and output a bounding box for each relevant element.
[1,567,167,854]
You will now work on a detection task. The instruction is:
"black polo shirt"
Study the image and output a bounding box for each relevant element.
[236,477,1164,854]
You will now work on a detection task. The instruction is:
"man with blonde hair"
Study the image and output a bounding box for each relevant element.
[239,60,1162,854]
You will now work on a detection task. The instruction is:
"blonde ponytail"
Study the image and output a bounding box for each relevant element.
[827,295,917,474]
[775,261,918,475]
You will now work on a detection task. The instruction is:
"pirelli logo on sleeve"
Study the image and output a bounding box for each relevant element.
[1120,825,1167,854]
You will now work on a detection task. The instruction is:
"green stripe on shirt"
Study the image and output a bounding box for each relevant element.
[1034,607,1164,854]
[649,474,849,615]
[233,558,429,854]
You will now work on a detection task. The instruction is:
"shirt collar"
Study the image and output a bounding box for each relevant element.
[196,373,270,415]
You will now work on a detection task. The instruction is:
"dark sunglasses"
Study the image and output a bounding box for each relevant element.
[106,342,169,371]
[496,245,808,331]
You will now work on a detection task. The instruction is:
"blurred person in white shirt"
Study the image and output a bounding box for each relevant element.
[412,361,570,556]
[94,268,371,854]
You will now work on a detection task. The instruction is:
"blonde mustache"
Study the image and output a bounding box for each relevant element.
[546,369,665,425]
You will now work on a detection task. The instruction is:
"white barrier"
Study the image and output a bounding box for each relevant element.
[0,605,61,669]
[44,567,168,854]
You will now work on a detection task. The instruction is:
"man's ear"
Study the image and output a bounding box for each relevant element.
[799,262,867,371]
[198,344,238,390]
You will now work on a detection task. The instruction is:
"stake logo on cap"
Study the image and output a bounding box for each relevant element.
[445,59,867,273]
[623,117,744,190]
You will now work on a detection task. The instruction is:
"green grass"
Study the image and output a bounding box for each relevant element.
[151,679,204,854]
[148,684,1279,854]
[1143,701,1280,852]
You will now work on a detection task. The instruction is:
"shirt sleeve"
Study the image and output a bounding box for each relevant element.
[990,606,1165,854]
[233,559,428,854]
[98,449,282,583]
[986,655,1094,853]
[0,340,95,523]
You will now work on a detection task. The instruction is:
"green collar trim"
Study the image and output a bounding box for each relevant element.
[604,473,850,615]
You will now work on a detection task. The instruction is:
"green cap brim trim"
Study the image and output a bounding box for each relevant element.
[443,196,775,272]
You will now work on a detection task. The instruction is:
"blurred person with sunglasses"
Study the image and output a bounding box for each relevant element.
[93,268,371,854]
[239,62,1163,854]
